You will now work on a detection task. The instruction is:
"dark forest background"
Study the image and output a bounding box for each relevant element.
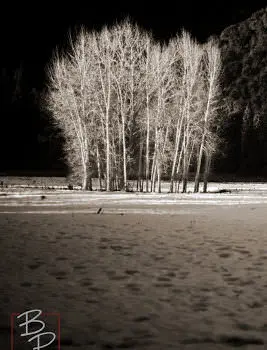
[1,4,266,178]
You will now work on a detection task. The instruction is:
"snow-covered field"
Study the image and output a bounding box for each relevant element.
[1,177,267,214]
[0,178,266,349]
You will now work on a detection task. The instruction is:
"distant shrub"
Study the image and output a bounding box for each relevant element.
[218,189,232,193]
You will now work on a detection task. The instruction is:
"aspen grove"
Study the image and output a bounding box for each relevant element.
[46,20,222,192]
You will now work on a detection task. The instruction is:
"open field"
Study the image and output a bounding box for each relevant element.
[1,179,267,214]
[1,175,267,192]
[0,178,266,349]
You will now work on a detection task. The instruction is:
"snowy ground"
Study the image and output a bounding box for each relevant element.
[0,179,266,349]
[1,181,267,214]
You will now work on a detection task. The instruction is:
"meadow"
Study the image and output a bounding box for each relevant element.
[0,176,266,349]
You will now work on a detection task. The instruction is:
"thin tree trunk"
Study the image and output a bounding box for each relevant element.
[151,127,159,192]
[137,139,143,192]
[182,160,188,193]
[203,153,211,193]
[170,118,183,192]
[194,90,211,193]
[157,162,161,193]
[111,133,119,191]
[150,150,157,192]
[182,137,188,193]
[194,140,204,193]
[96,144,102,190]
[175,147,183,192]
[152,164,157,192]
[145,100,150,192]
[121,116,127,191]
[106,113,110,191]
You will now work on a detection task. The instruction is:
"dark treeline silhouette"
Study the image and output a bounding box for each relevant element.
[218,7,267,175]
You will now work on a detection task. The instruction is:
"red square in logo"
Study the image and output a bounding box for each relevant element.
[11,311,60,350]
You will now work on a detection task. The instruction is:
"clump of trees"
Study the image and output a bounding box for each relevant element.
[46,20,222,192]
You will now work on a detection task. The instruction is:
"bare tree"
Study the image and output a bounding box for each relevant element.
[148,43,176,192]
[141,36,158,192]
[91,27,117,191]
[194,38,221,193]
[46,29,95,190]
[111,20,146,191]
[169,31,203,193]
